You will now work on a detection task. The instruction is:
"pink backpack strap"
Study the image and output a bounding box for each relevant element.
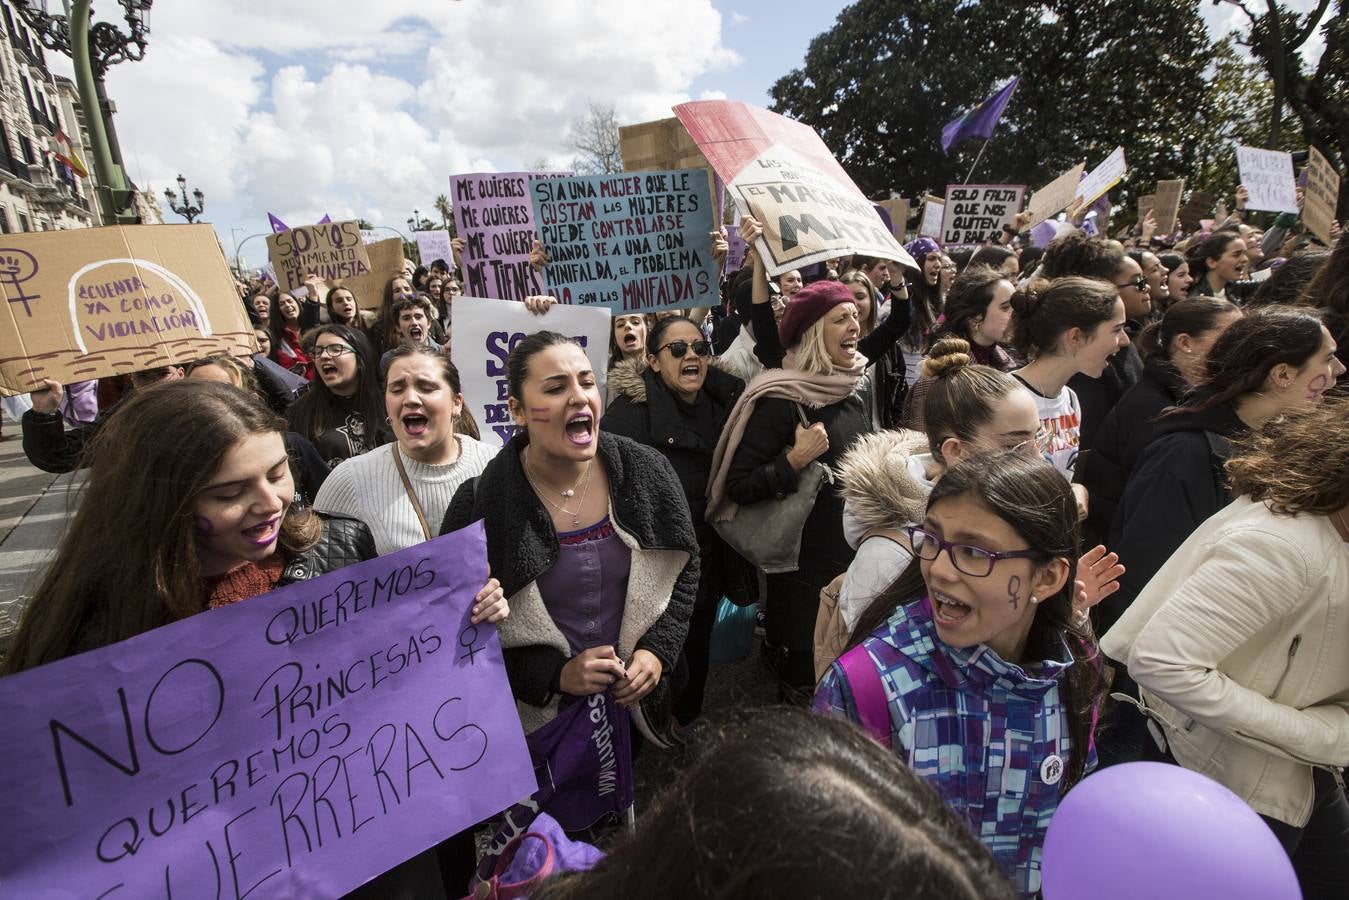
[837,644,892,750]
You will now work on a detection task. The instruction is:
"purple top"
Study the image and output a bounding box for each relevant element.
[536,517,631,655]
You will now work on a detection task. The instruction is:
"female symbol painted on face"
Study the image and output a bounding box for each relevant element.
[1007,574,1022,610]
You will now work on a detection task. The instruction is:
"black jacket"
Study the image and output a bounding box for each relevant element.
[1098,398,1247,635]
[441,431,698,743]
[1068,335,1145,453]
[1077,357,1188,543]
[725,383,873,578]
[21,407,330,507]
[602,362,744,526]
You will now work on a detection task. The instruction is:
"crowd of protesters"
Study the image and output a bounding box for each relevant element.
[2,173,1346,900]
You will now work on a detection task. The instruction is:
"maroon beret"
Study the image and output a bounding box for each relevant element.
[777,280,859,349]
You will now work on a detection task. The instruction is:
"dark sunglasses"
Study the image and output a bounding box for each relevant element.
[1115,276,1149,292]
[658,339,712,358]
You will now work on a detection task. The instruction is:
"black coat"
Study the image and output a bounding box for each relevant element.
[1077,358,1188,543]
[1068,337,1145,453]
[1098,398,1247,635]
[724,384,874,580]
[603,363,744,526]
[441,431,699,722]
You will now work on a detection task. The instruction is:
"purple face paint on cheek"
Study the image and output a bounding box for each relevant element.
[193,514,216,543]
[1006,574,1022,610]
[1306,373,1329,401]
[529,406,551,424]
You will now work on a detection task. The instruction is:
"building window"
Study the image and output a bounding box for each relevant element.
[0,207,10,234]
[19,213,30,232]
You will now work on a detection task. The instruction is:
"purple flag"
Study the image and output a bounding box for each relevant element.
[267,211,289,233]
[941,76,1019,154]
[0,523,537,899]
[318,214,332,224]
[477,692,633,880]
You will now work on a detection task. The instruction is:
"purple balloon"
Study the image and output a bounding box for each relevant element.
[1041,762,1299,900]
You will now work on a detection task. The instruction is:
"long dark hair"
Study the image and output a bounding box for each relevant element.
[4,382,321,672]
[904,250,944,349]
[847,451,1100,791]
[1134,296,1239,364]
[532,707,1015,900]
[1008,276,1119,359]
[1172,305,1326,415]
[1184,231,1243,280]
[927,266,1011,351]
[284,324,387,447]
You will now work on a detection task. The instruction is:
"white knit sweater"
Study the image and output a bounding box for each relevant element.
[313,438,497,556]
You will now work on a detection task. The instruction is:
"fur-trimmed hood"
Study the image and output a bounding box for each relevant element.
[606,355,737,406]
[836,429,935,534]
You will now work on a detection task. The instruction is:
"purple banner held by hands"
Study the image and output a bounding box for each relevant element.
[451,171,570,301]
[0,522,536,900]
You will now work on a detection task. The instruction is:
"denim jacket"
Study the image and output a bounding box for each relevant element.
[814,597,1089,896]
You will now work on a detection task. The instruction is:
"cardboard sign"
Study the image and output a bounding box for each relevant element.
[1075,146,1127,206]
[1303,147,1341,247]
[919,195,944,238]
[336,237,405,312]
[414,229,453,267]
[1235,145,1299,213]
[451,296,610,446]
[0,524,536,899]
[875,198,911,240]
[1137,194,1156,223]
[0,224,254,396]
[1154,179,1185,234]
[451,172,568,302]
[939,184,1027,248]
[530,170,718,313]
[673,100,917,276]
[725,209,747,272]
[265,220,371,294]
[618,116,710,173]
[1179,190,1215,232]
[1027,163,1086,227]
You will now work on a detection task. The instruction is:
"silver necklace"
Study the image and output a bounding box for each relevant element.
[524,449,594,526]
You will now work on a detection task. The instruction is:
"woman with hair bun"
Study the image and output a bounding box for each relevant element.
[1103,398,1349,896]
[902,266,1016,430]
[1007,276,1130,518]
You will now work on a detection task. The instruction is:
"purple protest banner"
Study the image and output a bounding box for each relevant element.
[451,172,570,301]
[0,522,536,899]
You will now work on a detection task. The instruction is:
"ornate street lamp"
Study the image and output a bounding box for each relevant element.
[163,173,204,223]
[12,0,153,223]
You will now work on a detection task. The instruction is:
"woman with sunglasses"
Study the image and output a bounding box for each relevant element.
[284,324,390,469]
[604,316,747,724]
[815,451,1104,896]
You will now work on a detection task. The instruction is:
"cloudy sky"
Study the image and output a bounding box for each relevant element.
[45,0,1330,267]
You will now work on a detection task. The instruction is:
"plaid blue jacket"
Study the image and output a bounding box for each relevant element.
[813,598,1088,897]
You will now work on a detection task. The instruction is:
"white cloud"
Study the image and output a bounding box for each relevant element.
[56,0,738,260]
[730,11,750,26]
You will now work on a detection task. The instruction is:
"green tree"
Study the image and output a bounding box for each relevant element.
[770,0,1218,229]
[1218,0,1348,215]
[434,193,452,230]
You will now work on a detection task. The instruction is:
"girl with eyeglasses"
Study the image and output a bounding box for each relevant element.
[604,316,747,724]
[284,324,391,469]
[814,450,1104,896]
[819,343,1121,676]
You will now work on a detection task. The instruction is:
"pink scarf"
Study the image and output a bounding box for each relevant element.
[705,352,867,522]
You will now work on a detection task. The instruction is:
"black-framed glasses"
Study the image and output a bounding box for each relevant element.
[1115,276,1148,292]
[313,344,355,359]
[658,339,712,358]
[904,525,1048,578]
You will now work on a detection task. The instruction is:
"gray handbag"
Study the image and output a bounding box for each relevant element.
[712,404,832,574]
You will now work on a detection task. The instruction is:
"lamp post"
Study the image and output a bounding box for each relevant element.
[163,174,204,223]
[13,0,152,224]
